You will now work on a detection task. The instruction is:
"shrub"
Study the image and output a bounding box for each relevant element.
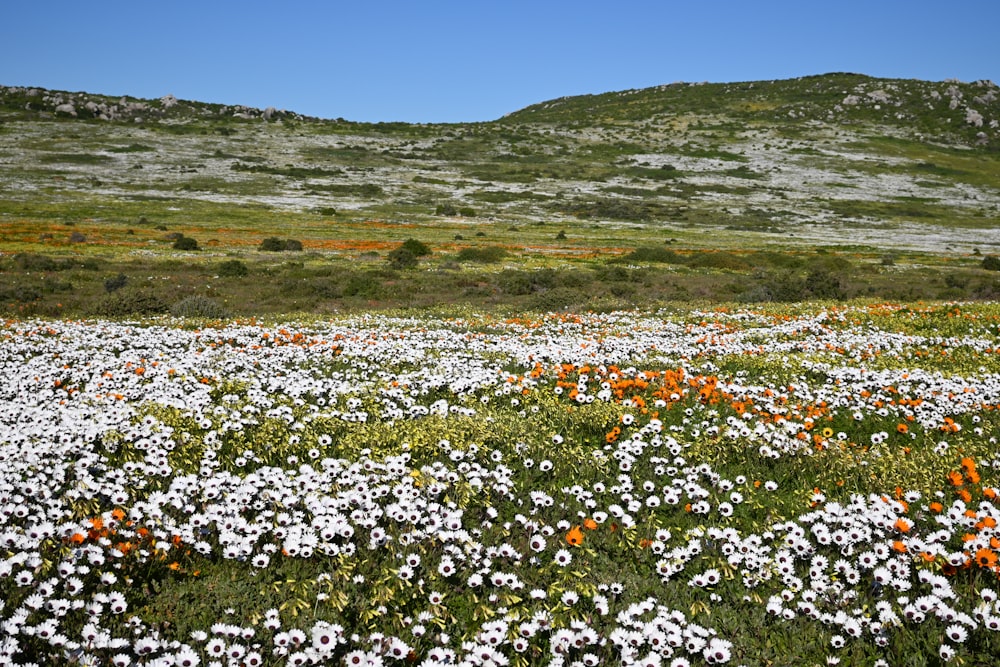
[259,237,286,252]
[216,260,249,277]
[387,247,418,270]
[622,246,684,264]
[687,251,750,271]
[0,285,41,303]
[93,290,168,318]
[456,246,510,263]
[435,203,458,216]
[259,237,302,252]
[982,255,1000,271]
[104,273,128,293]
[458,207,477,217]
[342,272,386,299]
[172,236,199,251]
[525,287,585,312]
[400,239,431,257]
[170,295,230,319]
[13,253,58,272]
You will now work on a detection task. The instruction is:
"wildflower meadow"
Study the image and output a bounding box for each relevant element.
[3,302,1000,666]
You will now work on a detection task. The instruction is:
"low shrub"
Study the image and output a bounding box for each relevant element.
[93,290,169,318]
[172,236,199,251]
[622,246,685,264]
[399,239,431,257]
[387,247,418,270]
[13,253,58,272]
[260,237,303,252]
[104,273,128,293]
[216,260,249,277]
[525,287,586,312]
[170,295,230,319]
[456,246,510,263]
[982,255,1000,271]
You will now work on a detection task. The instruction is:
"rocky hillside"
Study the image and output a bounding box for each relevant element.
[1,74,998,254]
[503,73,1000,149]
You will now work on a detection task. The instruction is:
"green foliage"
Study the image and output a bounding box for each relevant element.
[172,235,199,251]
[216,259,249,277]
[104,272,128,293]
[982,255,1000,271]
[342,271,387,299]
[387,246,418,270]
[170,295,230,319]
[259,237,302,252]
[622,246,685,264]
[456,246,510,263]
[400,238,431,257]
[92,289,169,317]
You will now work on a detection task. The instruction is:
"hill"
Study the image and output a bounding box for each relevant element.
[1,74,999,315]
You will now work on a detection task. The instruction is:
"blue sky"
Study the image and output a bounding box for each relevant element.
[3,1,998,123]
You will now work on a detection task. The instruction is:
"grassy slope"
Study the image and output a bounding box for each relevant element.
[1,74,999,317]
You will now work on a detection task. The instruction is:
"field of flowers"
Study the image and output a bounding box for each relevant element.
[3,303,1000,666]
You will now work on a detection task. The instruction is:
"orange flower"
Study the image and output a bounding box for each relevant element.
[896,423,908,434]
[68,533,86,545]
[892,540,907,553]
[168,562,181,571]
[958,488,973,503]
[947,470,964,487]
[583,518,598,531]
[893,518,912,533]
[975,548,998,568]
[929,502,944,513]
[565,525,584,546]
[111,508,126,522]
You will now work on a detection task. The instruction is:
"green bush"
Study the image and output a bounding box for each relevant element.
[400,239,431,257]
[435,203,458,216]
[387,247,418,270]
[216,260,249,277]
[622,246,685,264]
[498,269,557,295]
[525,287,585,312]
[342,273,386,299]
[456,246,510,263]
[104,273,128,293]
[982,255,1000,271]
[259,237,285,252]
[0,285,41,303]
[93,290,169,318]
[13,253,58,272]
[259,237,302,252]
[170,295,230,319]
[172,236,199,251]
[687,251,750,271]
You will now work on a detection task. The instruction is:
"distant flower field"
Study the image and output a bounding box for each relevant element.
[2,303,1000,666]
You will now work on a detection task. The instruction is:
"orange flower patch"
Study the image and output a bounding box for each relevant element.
[565,526,584,546]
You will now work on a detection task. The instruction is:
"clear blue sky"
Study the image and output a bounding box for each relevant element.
[3,1,998,124]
